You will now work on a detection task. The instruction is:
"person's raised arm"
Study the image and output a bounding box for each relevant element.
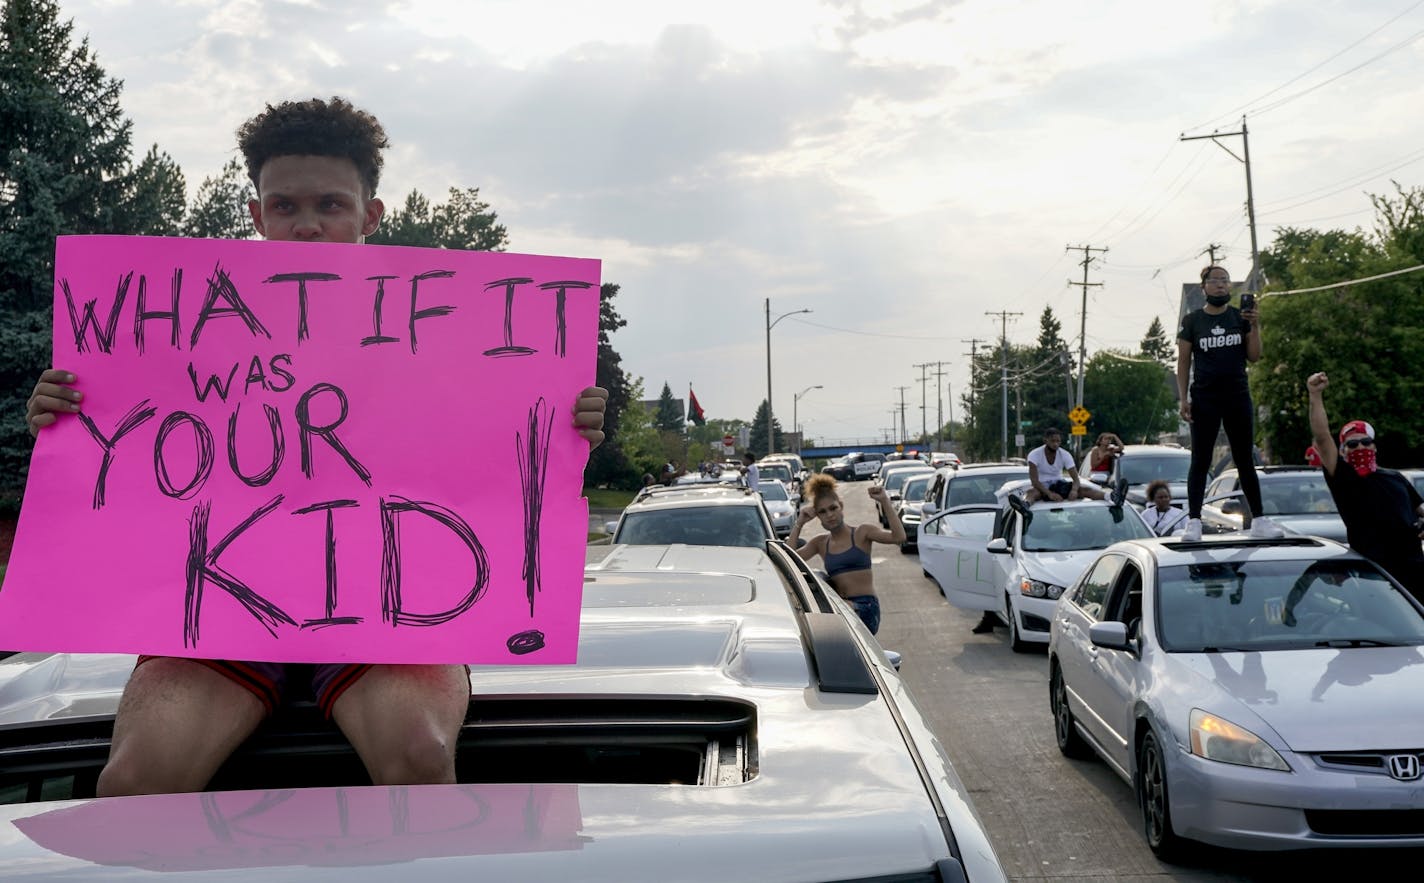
[864,485,906,545]
[1243,305,1262,363]
[1176,340,1193,423]
[1306,372,1338,476]
[788,505,817,559]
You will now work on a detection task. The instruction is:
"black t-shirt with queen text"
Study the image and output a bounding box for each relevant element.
[1178,306,1250,395]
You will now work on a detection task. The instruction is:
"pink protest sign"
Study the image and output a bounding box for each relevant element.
[0,235,599,664]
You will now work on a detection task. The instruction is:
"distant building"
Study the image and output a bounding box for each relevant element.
[639,397,685,422]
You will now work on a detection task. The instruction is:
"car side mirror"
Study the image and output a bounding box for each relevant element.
[922,501,938,515]
[1221,498,1245,515]
[1089,621,1133,652]
[986,537,1010,554]
[603,521,619,535]
[883,649,903,671]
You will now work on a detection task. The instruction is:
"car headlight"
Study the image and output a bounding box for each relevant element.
[1020,578,1065,599]
[1189,709,1290,771]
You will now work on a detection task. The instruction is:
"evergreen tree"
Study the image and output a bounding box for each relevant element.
[0,0,143,501]
[367,187,508,251]
[748,400,785,458]
[1022,306,1074,441]
[654,382,684,432]
[186,158,254,240]
[585,283,640,489]
[117,145,187,236]
[1139,316,1174,367]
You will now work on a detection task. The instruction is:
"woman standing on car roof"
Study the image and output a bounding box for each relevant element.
[1176,265,1282,542]
[789,474,905,635]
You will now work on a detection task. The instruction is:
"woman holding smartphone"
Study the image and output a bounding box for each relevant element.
[1176,265,1282,541]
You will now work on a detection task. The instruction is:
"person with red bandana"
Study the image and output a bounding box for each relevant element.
[1307,372,1424,602]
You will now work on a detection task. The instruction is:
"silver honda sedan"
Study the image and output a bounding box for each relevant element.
[1048,535,1424,858]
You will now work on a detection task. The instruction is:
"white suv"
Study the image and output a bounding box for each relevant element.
[607,484,776,547]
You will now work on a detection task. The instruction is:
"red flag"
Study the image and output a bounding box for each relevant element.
[688,387,706,425]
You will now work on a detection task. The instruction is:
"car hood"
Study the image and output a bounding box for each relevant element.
[1173,646,1424,752]
[0,780,959,882]
[1019,549,1100,587]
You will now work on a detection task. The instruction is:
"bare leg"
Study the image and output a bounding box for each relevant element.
[98,659,266,796]
[1076,484,1106,500]
[332,664,470,785]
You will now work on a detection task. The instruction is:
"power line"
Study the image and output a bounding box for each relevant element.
[1261,262,1424,297]
[1250,24,1424,119]
[1185,0,1424,132]
[784,317,953,341]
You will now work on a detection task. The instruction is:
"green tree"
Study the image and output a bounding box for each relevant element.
[1252,186,1424,465]
[959,341,1036,461]
[1021,306,1074,441]
[367,187,508,251]
[614,380,663,481]
[1139,316,1174,367]
[586,282,640,489]
[116,145,187,236]
[1082,350,1176,444]
[0,0,150,501]
[747,400,785,458]
[653,382,684,432]
[186,157,253,240]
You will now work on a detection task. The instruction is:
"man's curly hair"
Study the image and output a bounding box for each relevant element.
[237,97,389,196]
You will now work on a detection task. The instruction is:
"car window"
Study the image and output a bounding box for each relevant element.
[924,509,995,539]
[616,507,770,547]
[1021,505,1154,552]
[902,476,932,502]
[884,469,930,493]
[1073,555,1123,620]
[759,464,793,483]
[1103,562,1145,627]
[947,471,1022,507]
[1119,455,1190,485]
[1259,474,1338,515]
[757,482,788,501]
[1156,559,1424,652]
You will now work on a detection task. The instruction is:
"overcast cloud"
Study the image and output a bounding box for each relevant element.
[58,0,1424,442]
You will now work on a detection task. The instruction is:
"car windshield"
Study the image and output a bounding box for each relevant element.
[759,464,792,482]
[758,482,788,502]
[884,469,931,493]
[1021,505,1154,552]
[903,475,932,502]
[947,471,1024,507]
[1157,558,1424,652]
[1120,454,1190,484]
[1259,474,1338,515]
[617,507,769,547]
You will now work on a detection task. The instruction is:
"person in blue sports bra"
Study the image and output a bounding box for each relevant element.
[788,474,906,635]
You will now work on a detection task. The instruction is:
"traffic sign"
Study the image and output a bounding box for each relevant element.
[1069,406,1091,425]
[1070,425,1087,436]
[723,434,735,446]
[1015,433,1026,447]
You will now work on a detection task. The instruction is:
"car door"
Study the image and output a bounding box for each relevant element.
[1078,559,1145,773]
[1055,554,1123,750]
[919,505,999,610]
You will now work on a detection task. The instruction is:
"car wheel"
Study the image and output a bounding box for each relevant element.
[1138,729,1186,862]
[1050,664,1093,759]
[1007,594,1030,653]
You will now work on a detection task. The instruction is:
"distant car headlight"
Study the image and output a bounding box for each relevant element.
[1189,709,1290,771]
[1020,578,1065,599]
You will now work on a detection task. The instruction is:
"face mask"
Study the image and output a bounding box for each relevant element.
[1205,293,1230,307]
[1346,446,1377,477]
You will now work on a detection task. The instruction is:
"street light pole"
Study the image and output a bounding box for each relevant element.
[793,385,822,453]
[765,299,811,456]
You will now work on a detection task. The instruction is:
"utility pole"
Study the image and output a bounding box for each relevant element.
[984,313,1021,460]
[913,362,932,443]
[895,386,910,445]
[1200,242,1223,266]
[1015,372,1025,458]
[1181,117,1261,291]
[1065,244,1108,426]
[931,361,948,448]
[961,338,986,434]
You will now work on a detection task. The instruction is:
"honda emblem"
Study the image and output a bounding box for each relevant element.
[1387,754,1422,781]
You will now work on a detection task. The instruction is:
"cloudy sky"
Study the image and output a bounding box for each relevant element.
[59,0,1424,444]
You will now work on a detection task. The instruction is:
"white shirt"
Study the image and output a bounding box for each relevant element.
[1027,445,1074,483]
[745,463,759,489]
[1142,505,1187,536]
